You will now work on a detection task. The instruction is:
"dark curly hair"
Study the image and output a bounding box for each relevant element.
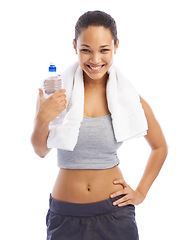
[74,10,118,45]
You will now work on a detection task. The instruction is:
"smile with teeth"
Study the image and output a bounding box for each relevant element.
[87,65,104,70]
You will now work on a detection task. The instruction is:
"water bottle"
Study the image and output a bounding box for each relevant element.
[42,63,64,126]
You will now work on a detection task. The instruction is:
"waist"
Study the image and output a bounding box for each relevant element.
[49,193,134,217]
[51,165,124,204]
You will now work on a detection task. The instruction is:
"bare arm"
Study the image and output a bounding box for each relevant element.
[31,88,67,158]
[136,96,168,198]
[111,96,168,206]
[31,114,51,158]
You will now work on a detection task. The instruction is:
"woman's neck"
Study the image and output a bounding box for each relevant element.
[83,71,108,89]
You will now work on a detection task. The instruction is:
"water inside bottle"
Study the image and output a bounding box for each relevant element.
[43,78,62,97]
[42,75,64,125]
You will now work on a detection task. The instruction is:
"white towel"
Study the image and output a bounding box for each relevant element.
[47,62,148,151]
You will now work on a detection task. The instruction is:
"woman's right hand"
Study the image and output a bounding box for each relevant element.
[36,88,67,124]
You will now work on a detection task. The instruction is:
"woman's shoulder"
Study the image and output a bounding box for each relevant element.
[139,95,158,133]
[139,96,154,120]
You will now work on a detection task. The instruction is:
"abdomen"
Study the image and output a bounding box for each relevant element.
[51,165,124,203]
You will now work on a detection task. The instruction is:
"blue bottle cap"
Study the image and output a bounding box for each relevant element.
[49,64,56,72]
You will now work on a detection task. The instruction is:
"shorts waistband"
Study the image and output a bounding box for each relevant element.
[49,194,134,217]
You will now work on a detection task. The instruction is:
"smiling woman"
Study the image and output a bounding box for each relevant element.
[73,25,119,82]
[31,10,168,240]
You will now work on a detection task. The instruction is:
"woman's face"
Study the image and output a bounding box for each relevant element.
[73,26,119,81]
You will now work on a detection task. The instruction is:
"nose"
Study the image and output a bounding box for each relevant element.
[90,52,101,64]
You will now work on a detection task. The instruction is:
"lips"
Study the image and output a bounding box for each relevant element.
[87,64,105,71]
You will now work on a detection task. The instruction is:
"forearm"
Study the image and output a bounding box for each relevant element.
[136,145,168,198]
[31,115,51,158]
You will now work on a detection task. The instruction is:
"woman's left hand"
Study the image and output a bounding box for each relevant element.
[110,179,146,206]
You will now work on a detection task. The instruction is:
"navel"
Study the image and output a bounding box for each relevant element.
[87,184,91,191]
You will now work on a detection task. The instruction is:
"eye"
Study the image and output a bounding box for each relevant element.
[81,49,90,53]
[100,49,110,53]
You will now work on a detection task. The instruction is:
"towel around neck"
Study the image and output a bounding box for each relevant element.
[47,62,148,151]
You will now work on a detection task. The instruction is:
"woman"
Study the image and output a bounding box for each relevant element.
[31,11,168,240]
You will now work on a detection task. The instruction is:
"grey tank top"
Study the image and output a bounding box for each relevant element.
[57,114,123,169]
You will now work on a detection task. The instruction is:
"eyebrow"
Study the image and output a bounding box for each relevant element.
[81,44,110,48]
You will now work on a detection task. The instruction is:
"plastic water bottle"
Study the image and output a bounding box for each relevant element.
[42,63,64,126]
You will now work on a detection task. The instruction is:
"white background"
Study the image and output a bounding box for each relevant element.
[1,0,194,239]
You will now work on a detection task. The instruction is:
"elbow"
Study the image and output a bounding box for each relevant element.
[161,142,168,161]
[163,138,168,157]
[36,151,47,158]
[30,136,49,158]
[152,142,168,161]
[33,147,48,158]
[165,142,169,159]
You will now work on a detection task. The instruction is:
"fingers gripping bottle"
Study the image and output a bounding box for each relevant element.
[42,63,65,126]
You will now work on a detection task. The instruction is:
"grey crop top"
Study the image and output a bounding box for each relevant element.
[57,114,123,169]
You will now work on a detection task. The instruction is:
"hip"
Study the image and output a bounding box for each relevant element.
[46,194,138,240]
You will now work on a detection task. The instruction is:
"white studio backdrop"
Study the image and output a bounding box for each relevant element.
[1,0,194,239]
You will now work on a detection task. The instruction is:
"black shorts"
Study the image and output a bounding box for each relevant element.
[46,194,139,240]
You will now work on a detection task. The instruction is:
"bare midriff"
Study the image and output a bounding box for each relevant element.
[51,165,124,203]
